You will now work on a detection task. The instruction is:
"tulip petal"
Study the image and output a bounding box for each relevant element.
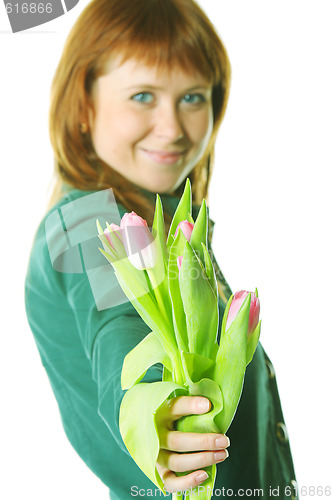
[120,212,157,270]
[175,220,195,243]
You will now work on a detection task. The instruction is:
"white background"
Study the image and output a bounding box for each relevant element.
[1,1,332,498]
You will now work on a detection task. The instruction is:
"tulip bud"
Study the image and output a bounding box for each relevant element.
[104,223,123,248]
[120,211,156,270]
[175,220,194,243]
[225,290,260,337]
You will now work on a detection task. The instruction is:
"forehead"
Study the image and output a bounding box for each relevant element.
[100,55,212,88]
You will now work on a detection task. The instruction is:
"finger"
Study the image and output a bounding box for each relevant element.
[167,396,211,421]
[158,448,229,473]
[161,430,230,452]
[156,464,209,494]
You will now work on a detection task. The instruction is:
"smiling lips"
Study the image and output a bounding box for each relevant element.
[141,148,186,165]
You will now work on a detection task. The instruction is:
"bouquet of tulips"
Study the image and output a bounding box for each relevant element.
[97,179,261,499]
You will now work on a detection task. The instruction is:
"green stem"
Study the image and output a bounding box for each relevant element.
[146,269,170,326]
[172,353,186,387]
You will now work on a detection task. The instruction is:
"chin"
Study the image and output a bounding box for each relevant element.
[137,174,184,195]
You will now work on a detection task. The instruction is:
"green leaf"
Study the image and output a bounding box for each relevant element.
[119,382,186,491]
[167,178,192,248]
[181,351,214,384]
[162,366,173,382]
[111,259,152,302]
[178,364,223,435]
[145,239,170,320]
[168,229,189,354]
[220,293,234,339]
[98,245,117,264]
[152,194,168,263]
[202,243,218,297]
[190,199,208,263]
[179,242,219,359]
[246,319,261,365]
[149,194,177,337]
[121,332,173,390]
[213,293,251,433]
[187,212,195,224]
[96,219,105,236]
[114,266,178,361]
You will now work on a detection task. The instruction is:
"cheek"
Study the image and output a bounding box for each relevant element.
[187,109,213,144]
[93,108,145,156]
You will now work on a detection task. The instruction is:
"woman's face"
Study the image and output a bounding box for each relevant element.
[89,57,214,194]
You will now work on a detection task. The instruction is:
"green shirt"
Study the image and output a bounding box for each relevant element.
[25,188,297,499]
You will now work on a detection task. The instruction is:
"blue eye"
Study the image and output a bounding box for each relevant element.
[131,92,154,103]
[182,93,206,104]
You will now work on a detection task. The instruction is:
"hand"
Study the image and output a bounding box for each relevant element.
[155,396,230,494]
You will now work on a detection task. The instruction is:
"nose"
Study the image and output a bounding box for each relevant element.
[154,102,185,141]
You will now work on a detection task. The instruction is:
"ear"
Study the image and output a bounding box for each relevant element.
[88,106,94,128]
[78,104,94,135]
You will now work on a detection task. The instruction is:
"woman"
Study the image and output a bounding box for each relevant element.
[25,0,297,498]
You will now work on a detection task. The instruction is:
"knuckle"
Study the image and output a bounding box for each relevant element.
[209,451,217,465]
[167,431,179,450]
[169,453,182,472]
[202,435,211,450]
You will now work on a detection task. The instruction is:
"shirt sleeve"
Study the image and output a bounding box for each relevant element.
[63,266,163,454]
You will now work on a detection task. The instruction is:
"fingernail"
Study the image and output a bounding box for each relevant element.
[215,435,230,448]
[214,449,229,462]
[195,472,208,484]
[198,398,210,412]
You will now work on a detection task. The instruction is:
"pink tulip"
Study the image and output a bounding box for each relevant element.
[120,211,156,270]
[175,220,194,243]
[225,290,260,337]
[104,223,123,248]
